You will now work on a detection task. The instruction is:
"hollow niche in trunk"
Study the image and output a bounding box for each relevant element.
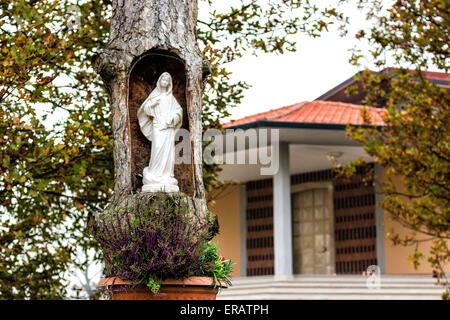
[128,52,194,196]
[91,1,221,300]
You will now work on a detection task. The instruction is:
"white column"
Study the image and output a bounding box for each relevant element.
[273,142,293,276]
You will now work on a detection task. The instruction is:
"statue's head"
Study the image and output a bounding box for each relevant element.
[148,72,173,100]
[158,72,172,91]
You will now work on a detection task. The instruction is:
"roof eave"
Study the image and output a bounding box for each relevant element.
[225,119,384,131]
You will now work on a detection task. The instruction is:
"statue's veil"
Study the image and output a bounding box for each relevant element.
[149,72,173,99]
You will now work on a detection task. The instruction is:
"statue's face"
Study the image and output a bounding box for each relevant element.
[160,75,170,89]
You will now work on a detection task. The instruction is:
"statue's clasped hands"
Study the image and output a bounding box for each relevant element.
[164,115,179,130]
[148,93,179,130]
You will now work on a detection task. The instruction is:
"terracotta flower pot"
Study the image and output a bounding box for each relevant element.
[98,276,227,300]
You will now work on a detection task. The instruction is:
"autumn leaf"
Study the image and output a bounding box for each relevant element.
[74,201,84,210]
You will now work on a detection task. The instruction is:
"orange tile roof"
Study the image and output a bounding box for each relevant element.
[223,101,386,127]
[383,67,449,82]
[419,71,449,82]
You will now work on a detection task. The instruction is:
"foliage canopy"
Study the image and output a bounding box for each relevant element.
[0,0,345,298]
[341,0,449,298]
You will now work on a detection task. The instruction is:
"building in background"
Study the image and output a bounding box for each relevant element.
[212,69,449,299]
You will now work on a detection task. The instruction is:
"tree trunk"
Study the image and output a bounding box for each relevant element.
[92,0,215,233]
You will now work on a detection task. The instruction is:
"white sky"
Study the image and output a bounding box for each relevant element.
[198,0,376,123]
[223,33,362,122]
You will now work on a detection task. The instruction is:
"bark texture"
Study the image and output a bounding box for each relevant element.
[92,0,214,230]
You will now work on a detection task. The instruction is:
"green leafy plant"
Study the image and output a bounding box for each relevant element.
[95,194,232,295]
[146,277,161,295]
[95,194,209,292]
[198,241,233,288]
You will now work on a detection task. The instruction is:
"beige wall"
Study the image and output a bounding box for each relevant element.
[381,167,450,275]
[209,185,242,277]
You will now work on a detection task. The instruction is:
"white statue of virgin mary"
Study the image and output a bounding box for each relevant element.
[137,72,182,193]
